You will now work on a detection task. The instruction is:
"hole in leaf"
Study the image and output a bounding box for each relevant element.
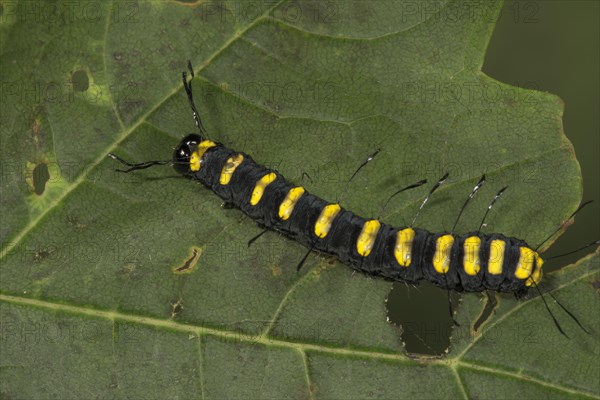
[32,162,50,195]
[386,282,456,356]
[473,293,497,332]
[71,70,89,92]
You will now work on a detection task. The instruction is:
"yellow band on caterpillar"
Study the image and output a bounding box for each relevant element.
[190,140,217,172]
[394,228,415,267]
[219,154,244,185]
[278,187,305,220]
[314,204,341,238]
[488,239,505,275]
[463,236,481,275]
[433,234,454,274]
[526,253,544,287]
[356,220,381,257]
[515,247,535,279]
[250,173,277,206]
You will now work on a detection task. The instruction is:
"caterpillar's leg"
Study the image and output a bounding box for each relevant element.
[296,243,316,272]
[248,227,269,247]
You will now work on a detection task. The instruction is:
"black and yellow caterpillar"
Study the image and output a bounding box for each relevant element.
[108,62,547,298]
[167,132,543,295]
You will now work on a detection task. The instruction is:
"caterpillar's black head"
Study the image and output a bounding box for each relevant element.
[173,134,203,175]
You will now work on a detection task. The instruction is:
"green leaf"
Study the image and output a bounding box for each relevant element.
[1,0,597,399]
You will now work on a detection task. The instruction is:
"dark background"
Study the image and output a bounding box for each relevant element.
[389,0,600,355]
[484,0,599,269]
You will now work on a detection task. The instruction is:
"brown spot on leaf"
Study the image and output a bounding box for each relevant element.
[271,265,282,277]
[33,245,57,262]
[32,118,42,145]
[116,263,140,280]
[170,299,184,319]
[173,247,202,274]
[66,214,86,230]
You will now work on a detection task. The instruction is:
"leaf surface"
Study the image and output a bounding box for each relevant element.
[1,1,597,399]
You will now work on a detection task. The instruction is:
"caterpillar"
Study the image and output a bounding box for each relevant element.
[170,133,543,293]
[109,62,595,335]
